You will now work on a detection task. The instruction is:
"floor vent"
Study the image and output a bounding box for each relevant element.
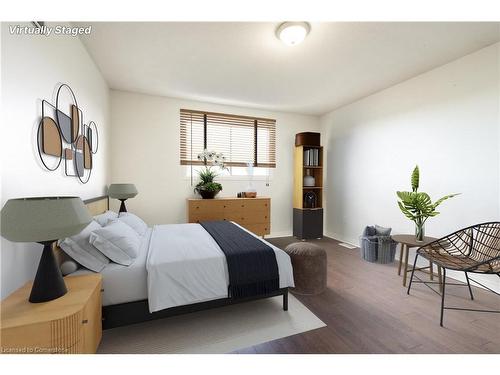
[339,242,357,249]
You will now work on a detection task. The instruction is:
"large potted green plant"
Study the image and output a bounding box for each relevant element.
[194,150,227,199]
[396,166,459,241]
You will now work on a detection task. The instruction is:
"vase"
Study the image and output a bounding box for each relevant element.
[415,222,425,241]
[303,169,316,187]
[246,162,256,193]
[199,189,220,199]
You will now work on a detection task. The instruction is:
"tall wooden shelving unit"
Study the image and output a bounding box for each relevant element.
[293,143,323,239]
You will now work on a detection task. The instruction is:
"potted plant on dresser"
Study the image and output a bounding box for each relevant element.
[194,149,228,199]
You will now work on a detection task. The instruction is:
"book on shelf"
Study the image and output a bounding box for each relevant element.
[303,148,319,166]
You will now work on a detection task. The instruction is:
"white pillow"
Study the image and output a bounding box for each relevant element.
[118,212,148,236]
[59,221,110,272]
[89,220,141,266]
[94,210,119,226]
[60,260,79,275]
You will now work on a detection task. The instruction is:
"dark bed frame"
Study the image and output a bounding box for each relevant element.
[102,288,288,330]
[81,196,289,330]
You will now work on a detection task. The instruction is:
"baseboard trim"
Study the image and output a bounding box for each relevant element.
[267,231,292,239]
[325,231,358,248]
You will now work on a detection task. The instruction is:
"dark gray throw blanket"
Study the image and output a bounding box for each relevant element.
[199,221,279,299]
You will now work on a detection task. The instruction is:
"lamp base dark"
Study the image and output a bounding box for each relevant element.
[29,242,67,303]
[118,199,128,213]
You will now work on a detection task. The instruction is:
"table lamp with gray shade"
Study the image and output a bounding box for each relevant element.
[1,197,92,303]
[108,183,138,213]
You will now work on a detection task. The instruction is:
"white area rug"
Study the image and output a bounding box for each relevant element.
[98,294,325,354]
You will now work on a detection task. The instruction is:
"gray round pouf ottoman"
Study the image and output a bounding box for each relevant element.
[284,242,327,295]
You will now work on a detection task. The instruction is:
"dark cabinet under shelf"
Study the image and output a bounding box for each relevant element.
[293,208,323,240]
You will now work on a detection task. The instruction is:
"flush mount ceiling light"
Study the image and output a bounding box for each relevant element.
[276,22,310,46]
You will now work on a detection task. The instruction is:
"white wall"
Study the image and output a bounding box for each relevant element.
[496,41,500,291]
[0,23,110,298]
[320,43,500,291]
[110,90,320,237]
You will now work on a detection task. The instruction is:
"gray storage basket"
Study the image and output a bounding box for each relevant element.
[360,237,378,263]
[377,237,397,264]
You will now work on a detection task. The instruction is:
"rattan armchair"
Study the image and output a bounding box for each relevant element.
[407,222,500,326]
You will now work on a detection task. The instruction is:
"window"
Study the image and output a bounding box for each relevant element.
[180,109,276,169]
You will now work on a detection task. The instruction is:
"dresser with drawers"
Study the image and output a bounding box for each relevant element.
[187,197,271,237]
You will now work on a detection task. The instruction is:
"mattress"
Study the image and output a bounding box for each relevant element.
[72,223,294,309]
[73,228,152,306]
[146,222,294,312]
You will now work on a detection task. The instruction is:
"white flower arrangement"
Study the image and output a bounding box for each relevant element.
[197,149,228,170]
[193,149,228,198]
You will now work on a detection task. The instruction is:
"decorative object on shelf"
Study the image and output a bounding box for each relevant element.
[0,197,92,303]
[237,192,256,198]
[108,183,138,213]
[245,192,257,198]
[396,165,459,241]
[194,149,227,199]
[303,169,315,187]
[303,148,320,166]
[37,83,99,184]
[303,191,317,208]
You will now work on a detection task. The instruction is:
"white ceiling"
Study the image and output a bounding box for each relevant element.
[75,22,500,115]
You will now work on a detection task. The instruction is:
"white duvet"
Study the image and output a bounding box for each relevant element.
[146,223,294,313]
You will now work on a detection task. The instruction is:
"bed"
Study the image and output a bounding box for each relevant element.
[58,196,294,329]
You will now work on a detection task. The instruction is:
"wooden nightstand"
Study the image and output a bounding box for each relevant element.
[1,274,102,354]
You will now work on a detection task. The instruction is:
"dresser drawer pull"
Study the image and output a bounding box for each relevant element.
[82,319,89,324]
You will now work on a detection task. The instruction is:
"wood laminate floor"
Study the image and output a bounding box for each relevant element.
[233,236,500,354]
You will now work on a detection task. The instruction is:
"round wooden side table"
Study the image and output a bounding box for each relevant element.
[392,234,438,287]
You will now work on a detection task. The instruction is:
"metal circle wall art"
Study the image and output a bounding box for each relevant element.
[37,83,99,184]
[37,115,63,171]
[55,83,80,144]
[88,120,99,154]
[73,132,92,184]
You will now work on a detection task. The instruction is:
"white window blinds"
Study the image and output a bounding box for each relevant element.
[180,109,276,168]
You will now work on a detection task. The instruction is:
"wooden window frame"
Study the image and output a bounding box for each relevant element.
[180,109,276,168]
